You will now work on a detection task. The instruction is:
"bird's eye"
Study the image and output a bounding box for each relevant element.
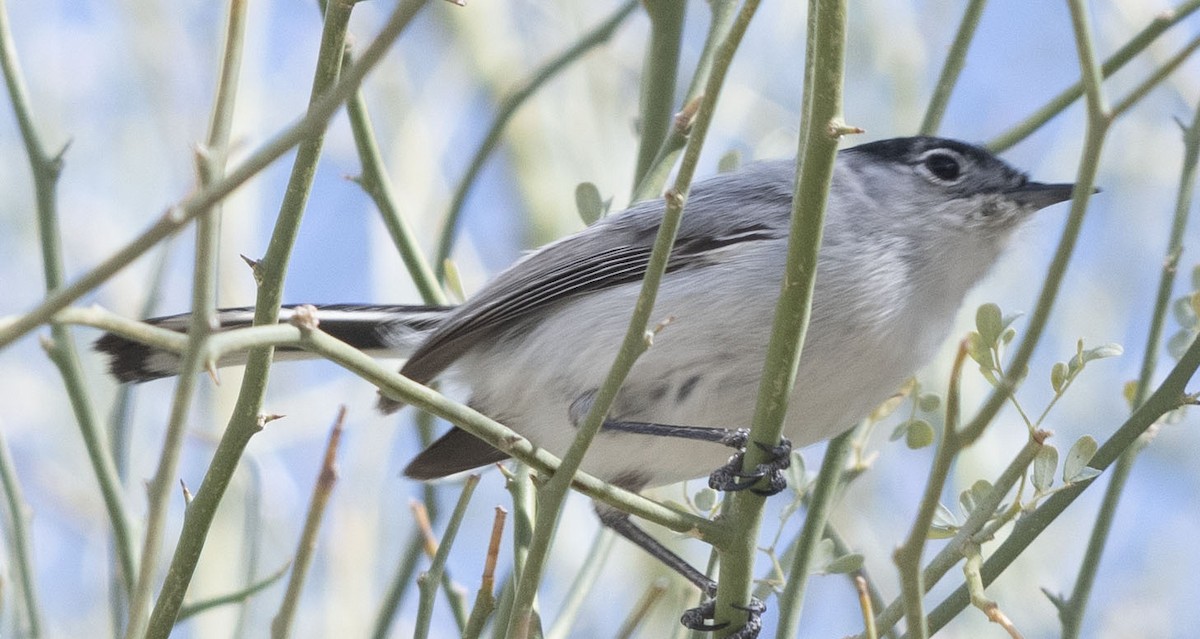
[921,151,963,183]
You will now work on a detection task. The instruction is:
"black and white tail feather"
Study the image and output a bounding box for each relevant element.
[94,304,452,383]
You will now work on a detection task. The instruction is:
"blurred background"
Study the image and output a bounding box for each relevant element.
[2,1,1200,637]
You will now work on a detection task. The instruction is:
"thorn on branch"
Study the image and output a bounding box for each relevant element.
[240,254,265,284]
[257,413,285,430]
[673,95,703,134]
[827,121,866,138]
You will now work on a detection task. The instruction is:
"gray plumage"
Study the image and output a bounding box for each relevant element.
[96,136,1075,490]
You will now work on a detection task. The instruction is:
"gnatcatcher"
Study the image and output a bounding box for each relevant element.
[97,136,1076,637]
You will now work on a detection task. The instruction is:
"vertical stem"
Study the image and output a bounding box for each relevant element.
[506,1,764,636]
[717,0,847,634]
[123,1,248,635]
[918,0,986,135]
[1059,101,1200,639]
[0,433,42,637]
[412,475,481,639]
[0,0,138,603]
[773,430,853,637]
[632,0,685,189]
[142,2,366,634]
[270,408,346,639]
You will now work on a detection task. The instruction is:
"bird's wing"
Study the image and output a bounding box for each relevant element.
[401,160,795,384]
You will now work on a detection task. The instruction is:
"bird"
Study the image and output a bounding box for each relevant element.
[95,135,1077,637]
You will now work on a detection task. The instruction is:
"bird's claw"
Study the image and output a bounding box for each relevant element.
[680,597,766,639]
[708,437,792,496]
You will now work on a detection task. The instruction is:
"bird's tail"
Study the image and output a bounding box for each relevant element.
[94,303,453,383]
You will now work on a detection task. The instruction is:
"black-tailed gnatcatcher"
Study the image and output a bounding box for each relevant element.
[96,136,1077,637]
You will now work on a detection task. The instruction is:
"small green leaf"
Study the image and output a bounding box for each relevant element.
[958,479,993,516]
[825,553,864,574]
[889,419,912,442]
[574,182,605,225]
[786,451,807,494]
[813,537,836,569]
[929,502,959,539]
[967,332,995,371]
[1192,264,1200,291]
[1082,343,1123,363]
[718,149,741,173]
[1173,296,1198,328]
[693,488,717,512]
[1050,362,1067,393]
[917,393,941,413]
[1167,330,1195,359]
[1032,445,1058,493]
[1071,467,1102,482]
[976,303,1003,344]
[905,419,935,449]
[1001,327,1017,344]
[1064,435,1099,483]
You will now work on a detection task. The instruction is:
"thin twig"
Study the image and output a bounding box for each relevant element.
[270,407,346,639]
[988,0,1200,151]
[918,0,986,135]
[0,433,41,637]
[504,1,770,635]
[545,528,617,639]
[124,1,248,634]
[892,344,969,639]
[631,0,685,190]
[413,475,480,639]
[773,430,854,637]
[614,578,670,639]
[177,561,291,623]
[463,506,508,639]
[0,0,137,602]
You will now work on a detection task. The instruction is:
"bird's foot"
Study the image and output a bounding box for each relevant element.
[708,433,792,496]
[680,596,766,639]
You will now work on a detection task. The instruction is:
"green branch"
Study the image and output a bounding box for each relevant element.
[142,2,363,635]
[717,0,847,634]
[1058,99,1200,639]
[923,329,1200,635]
[918,0,986,135]
[124,1,248,634]
[630,0,738,202]
[631,0,685,189]
[504,1,768,635]
[989,0,1200,151]
[412,475,479,639]
[0,0,137,607]
[773,430,854,638]
[270,408,346,639]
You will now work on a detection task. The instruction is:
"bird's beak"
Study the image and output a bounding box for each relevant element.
[1006,182,1087,210]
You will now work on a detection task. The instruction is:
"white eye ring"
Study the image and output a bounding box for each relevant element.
[918,149,966,184]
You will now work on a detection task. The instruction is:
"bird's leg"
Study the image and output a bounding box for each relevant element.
[599,420,792,497]
[594,503,764,638]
